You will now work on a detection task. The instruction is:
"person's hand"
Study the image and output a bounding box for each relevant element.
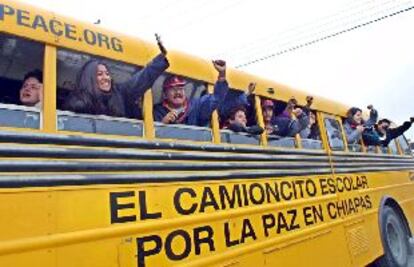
[162,111,177,124]
[410,117,414,123]
[292,107,303,117]
[212,60,226,80]
[155,33,167,56]
[246,82,256,95]
[356,125,365,133]
[367,104,373,110]
[306,96,313,107]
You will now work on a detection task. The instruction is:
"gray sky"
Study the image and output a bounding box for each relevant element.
[22,0,414,140]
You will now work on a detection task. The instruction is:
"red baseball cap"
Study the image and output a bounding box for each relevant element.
[163,75,186,90]
[262,99,274,108]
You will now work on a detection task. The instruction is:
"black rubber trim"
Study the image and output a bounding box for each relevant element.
[0,166,412,188]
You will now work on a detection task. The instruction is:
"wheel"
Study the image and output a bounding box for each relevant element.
[377,206,410,267]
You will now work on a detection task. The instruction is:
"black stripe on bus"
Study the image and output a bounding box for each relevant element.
[0,166,412,188]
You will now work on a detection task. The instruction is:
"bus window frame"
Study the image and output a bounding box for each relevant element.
[321,113,346,152]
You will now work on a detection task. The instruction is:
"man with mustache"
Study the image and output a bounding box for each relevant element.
[153,60,229,126]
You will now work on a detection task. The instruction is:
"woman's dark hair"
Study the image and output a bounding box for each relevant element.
[346,107,362,121]
[67,59,125,117]
[23,69,43,83]
[228,105,247,121]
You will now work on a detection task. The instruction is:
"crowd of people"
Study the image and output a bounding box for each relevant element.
[10,35,413,148]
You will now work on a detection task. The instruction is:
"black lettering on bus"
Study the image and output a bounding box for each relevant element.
[32,15,48,32]
[64,23,77,40]
[276,211,289,233]
[365,195,372,209]
[280,181,293,200]
[109,191,136,224]
[305,179,317,197]
[218,184,242,209]
[327,202,337,219]
[241,184,249,206]
[84,29,97,45]
[193,225,215,255]
[139,191,162,220]
[336,177,344,192]
[262,213,275,237]
[241,218,257,243]
[287,209,300,230]
[0,4,15,21]
[111,37,123,52]
[165,230,192,261]
[16,9,30,27]
[224,222,239,247]
[294,180,305,198]
[265,182,280,203]
[174,187,197,215]
[200,187,219,212]
[97,32,110,50]
[344,177,352,191]
[249,183,265,205]
[327,178,336,193]
[136,235,162,267]
[303,205,323,226]
[49,19,63,36]
[320,178,329,195]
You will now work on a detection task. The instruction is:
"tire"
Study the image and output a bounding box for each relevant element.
[377,206,410,267]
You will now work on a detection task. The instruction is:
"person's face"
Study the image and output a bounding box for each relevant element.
[96,64,112,92]
[263,106,273,123]
[230,110,247,127]
[309,112,316,125]
[353,111,362,124]
[20,77,42,106]
[165,86,186,108]
[378,122,390,133]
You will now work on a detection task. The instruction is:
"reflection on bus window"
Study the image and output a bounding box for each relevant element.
[56,49,154,136]
[397,135,411,155]
[388,140,399,155]
[151,74,213,141]
[324,118,345,151]
[0,33,44,129]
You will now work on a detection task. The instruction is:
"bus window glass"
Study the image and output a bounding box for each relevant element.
[152,74,212,142]
[324,117,345,151]
[300,111,323,150]
[57,49,144,136]
[0,33,44,129]
[220,88,261,145]
[397,135,411,155]
[388,140,399,155]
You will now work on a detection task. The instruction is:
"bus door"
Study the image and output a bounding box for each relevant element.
[321,112,378,265]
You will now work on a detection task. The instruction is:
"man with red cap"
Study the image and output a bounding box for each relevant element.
[153,60,229,126]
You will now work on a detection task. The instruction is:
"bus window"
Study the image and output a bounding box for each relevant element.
[0,33,44,129]
[57,49,144,136]
[152,74,212,142]
[396,135,411,155]
[324,117,345,151]
[300,111,323,150]
[220,88,261,145]
[388,139,399,155]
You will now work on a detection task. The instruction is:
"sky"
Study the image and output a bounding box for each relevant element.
[19,0,414,141]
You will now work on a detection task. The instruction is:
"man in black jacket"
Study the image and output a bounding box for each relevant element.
[363,116,414,146]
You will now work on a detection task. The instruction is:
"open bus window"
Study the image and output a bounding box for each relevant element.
[220,88,260,145]
[388,139,399,155]
[396,135,411,155]
[0,33,44,129]
[324,117,345,151]
[151,74,212,142]
[56,49,144,136]
[300,111,323,150]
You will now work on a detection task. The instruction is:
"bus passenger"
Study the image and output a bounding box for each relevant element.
[62,37,169,118]
[300,96,319,139]
[153,60,229,126]
[343,106,377,144]
[219,82,256,123]
[19,70,43,108]
[224,105,263,135]
[363,116,414,147]
[262,98,309,137]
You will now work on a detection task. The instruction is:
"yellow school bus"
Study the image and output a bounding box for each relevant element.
[0,1,413,266]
